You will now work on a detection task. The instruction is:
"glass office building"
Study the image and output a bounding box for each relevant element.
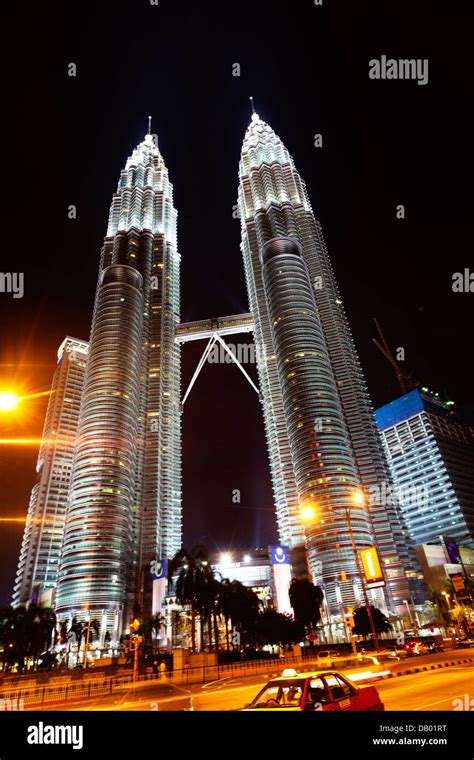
[376,389,474,550]
[12,337,89,608]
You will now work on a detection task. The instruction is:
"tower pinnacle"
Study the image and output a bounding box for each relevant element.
[249,96,260,122]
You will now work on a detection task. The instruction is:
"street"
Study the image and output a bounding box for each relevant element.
[188,664,474,711]
[30,653,474,712]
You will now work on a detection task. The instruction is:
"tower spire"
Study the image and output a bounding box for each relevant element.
[249,96,260,123]
[148,115,152,135]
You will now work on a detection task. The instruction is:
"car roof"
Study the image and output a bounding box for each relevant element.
[270,671,342,681]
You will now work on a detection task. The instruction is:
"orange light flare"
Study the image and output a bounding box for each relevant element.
[300,502,318,523]
[0,388,55,413]
[0,516,58,523]
[0,385,59,443]
[0,437,73,446]
[0,392,20,411]
[352,489,366,506]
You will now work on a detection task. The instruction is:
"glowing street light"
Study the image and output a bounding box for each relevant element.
[300,504,317,523]
[442,591,452,610]
[0,392,19,412]
[0,387,54,415]
[352,489,365,505]
[220,553,232,565]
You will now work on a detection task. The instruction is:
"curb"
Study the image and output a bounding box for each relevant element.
[375,656,474,680]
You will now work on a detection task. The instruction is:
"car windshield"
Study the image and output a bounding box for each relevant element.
[250,679,304,708]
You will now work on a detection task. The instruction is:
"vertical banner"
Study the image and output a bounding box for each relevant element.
[269,546,293,616]
[150,559,168,616]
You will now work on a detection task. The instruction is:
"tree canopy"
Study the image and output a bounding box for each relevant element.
[352,605,392,636]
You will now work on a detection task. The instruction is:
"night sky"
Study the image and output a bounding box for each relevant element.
[0,1,471,605]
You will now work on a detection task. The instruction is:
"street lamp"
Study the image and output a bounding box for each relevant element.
[130,618,142,692]
[442,591,452,611]
[82,610,91,670]
[300,504,317,523]
[345,491,380,652]
[0,388,54,413]
[0,391,19,412]
[300,493,380,651]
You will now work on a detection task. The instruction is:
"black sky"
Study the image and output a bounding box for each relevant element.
[0,0,472,605]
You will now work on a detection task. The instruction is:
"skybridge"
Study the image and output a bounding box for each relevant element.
[176,313,259,405]
[175,312,254,344]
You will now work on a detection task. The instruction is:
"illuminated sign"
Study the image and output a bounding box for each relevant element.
[270,546,289,565]
[450,574,465,593]
[360,546,385,588]
[57,338,89,364]
[150,559,167,580]
[450,573,469,600]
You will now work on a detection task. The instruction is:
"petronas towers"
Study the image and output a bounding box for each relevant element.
[239,112,410,613]
[13,110,411,638]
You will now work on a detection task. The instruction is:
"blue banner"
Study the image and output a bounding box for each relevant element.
[150,559,167,580]
[269,545,289,565]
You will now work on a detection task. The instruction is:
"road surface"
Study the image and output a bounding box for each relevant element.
[32,661,473,712]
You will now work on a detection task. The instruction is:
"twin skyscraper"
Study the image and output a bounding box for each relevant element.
[13,109,412,639]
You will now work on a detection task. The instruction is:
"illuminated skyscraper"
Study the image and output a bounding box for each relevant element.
[376,389,474,549]
[12,337,89,608]
[12,112,413,634]
[55,128,182,638]
[238,110,410,613]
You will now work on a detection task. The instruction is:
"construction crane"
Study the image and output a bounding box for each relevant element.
[372,318,416,395]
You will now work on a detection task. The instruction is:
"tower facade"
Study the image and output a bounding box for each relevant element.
[238,112,410,613]
[55,131,182,636]
[376,389,474,549]
[12,337,89,608]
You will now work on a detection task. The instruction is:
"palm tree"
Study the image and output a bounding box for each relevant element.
[288,578,324,631]
[202,577,224,652]
[0,606,24,671]
[210,578,224,652]
[217,579,234,651]
[139,614,166,651]
[29,606,57,668]
[168,544,215,652]
[217,579,261,648]
[0,605,56,671]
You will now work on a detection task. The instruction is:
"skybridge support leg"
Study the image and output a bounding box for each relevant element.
[181,332,260,407]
